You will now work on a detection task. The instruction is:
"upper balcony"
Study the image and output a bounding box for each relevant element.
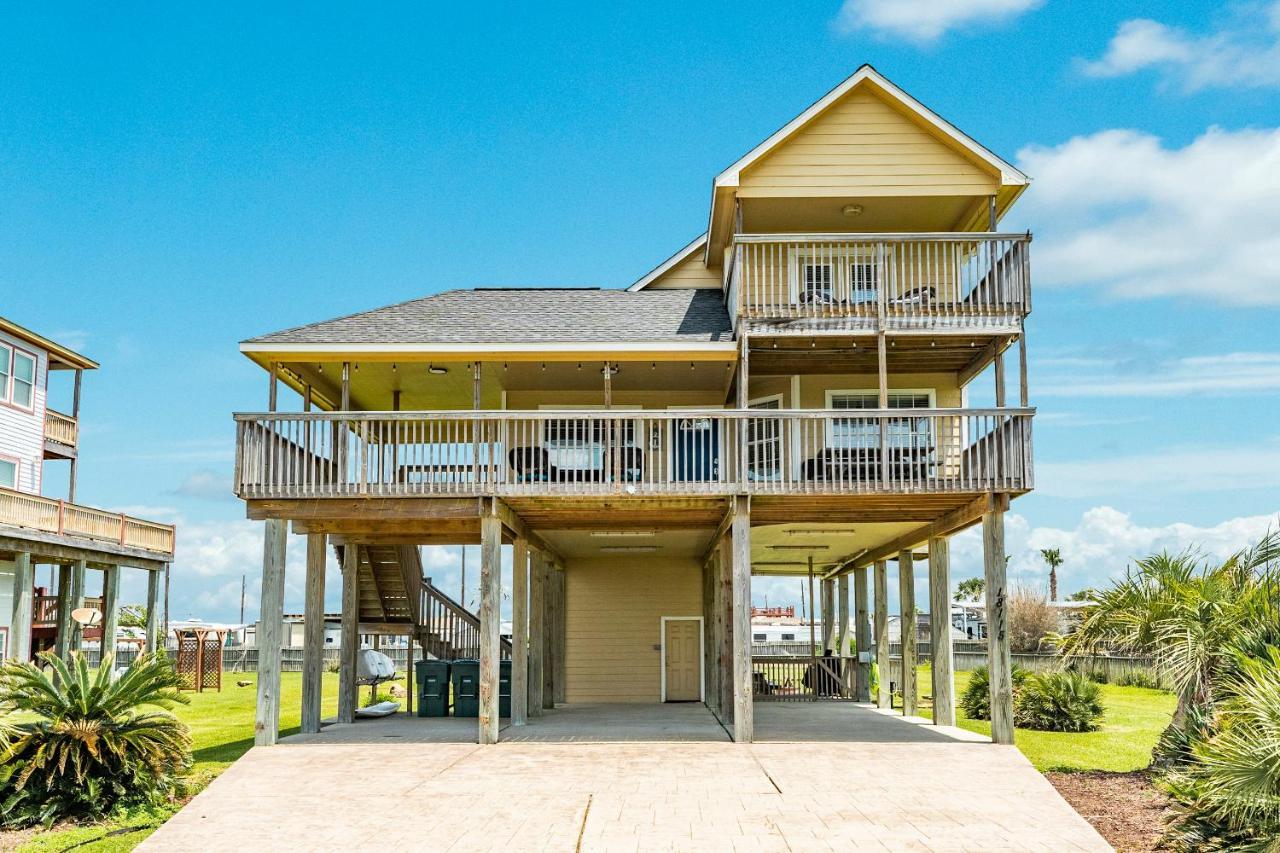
[43,408,79,458]
[0,486,176,557]
[727,232,1030,335]
[233,408,1033,502]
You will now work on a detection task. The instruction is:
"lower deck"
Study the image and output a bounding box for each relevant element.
[142,702,1107,852]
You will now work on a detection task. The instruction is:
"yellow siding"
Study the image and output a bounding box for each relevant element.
[739,88,999,198]
[645,252,721,290]
[564,556,702,703]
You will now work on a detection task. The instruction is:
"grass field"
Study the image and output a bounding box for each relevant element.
[9,667,1174,851]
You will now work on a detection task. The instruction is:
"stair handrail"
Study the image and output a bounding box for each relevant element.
[421,577,512,657]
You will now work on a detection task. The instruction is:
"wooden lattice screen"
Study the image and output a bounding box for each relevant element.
[173,627,227,692]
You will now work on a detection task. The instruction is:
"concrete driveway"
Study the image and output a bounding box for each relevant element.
[141,703,1109,852]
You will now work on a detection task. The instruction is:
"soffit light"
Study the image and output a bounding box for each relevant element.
[428,365,447,375]
[842,204,864,216]
[600,545,659,553]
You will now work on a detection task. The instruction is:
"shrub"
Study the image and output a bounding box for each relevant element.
[959,664,1029,721]
[1116,669,1163,690]
[1008,585,1059,653]
[1162,647,1280,848]
[0,652,191,829]
[1013,671,1104,732]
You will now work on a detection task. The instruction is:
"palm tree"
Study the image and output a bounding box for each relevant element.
[1056,531,1280,752]
[1040,548,1063,602]
[954,577,984,602]
[0,651,191,828]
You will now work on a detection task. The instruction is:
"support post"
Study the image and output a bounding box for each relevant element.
[511,539,530,726]
[69,369,82,502]
[54,564,72,660]
[553,569,566,704]
[929,537,955,727]
[405,632,414,716]
[984,508,1014,744]
[874,560,890,708]
[301,533,327,735]
[542,564,555,709]
[145,566,161,655]
[994,349,1006,408]
[68,559,86,653]
[528,551,545,716]
[730,496,752,743]
[1019,334,1030,407]
[337,544,360,725]
[718,537,734,720]
[10,552,32,661]
[100,564,120,665]
[478,511,502,745]
[898,550,917,716]
[255,519,287,746]
[853,566,871,702]
[820,577,835,654]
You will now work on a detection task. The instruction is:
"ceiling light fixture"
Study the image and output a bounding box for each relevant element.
[588,530,658,537]
[600,545,659,553]
[428,365,447,375]
[786,529,856,536]
[842,204,864,216]
[767,544,830,551]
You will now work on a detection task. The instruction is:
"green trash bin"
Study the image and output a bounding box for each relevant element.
[499,659,512,719]
[450,659,512,718]
[416,659,450,718]
[451,659,480,717]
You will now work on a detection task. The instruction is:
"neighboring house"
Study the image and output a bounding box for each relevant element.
[234,65,1034,746]
[0,317,176,662]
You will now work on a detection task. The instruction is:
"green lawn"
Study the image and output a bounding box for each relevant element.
[11,668,1173,850]
[951,669,1177,772]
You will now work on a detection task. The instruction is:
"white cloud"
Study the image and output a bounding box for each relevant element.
[834,0,1041,43]
[1038,352,1280,398]
[173,470,234,501]
[1036,440,1280,499]
[1080,3,1280,91]
[1016,126,1280,306]
[951,506,1280,595]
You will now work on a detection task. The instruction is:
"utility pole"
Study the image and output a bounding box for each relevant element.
[239,573,246,625]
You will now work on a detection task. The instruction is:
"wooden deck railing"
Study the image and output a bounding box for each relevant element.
[234,409,1033,499]
[420,578,511,660]
[44,408,79,449]
[0,486,176,556]
[33,594,104,627]
[733,233,1031,331]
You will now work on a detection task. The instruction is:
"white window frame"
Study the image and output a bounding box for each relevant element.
[659,615,705,703]
[788,246,885,306]
[0,454,18,490]
[536,404,641,472]
[9,347,36,411]
[747,394,784,482]
[824,388,936,450]
[0,342,10,405]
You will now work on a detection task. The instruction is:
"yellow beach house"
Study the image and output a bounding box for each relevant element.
[234,65,1032,746]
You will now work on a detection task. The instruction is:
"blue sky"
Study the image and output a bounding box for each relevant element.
[2,1,1277,620]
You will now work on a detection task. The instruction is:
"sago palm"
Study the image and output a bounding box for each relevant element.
[0,651,192,828]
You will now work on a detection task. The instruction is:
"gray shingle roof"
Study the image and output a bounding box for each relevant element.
[245,288,734,345]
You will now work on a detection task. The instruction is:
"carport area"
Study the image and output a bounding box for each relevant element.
[142,702,1109,851]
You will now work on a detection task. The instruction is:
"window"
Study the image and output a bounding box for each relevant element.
[753,633,767,642]
[0,344,9,403]
[0,458,16,489]
[11,350,35,409]
[781,633,796,641]
[789,249,881,305]
[828,391,934,450]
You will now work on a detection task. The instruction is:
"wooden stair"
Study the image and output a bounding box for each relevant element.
[333,543,510,661]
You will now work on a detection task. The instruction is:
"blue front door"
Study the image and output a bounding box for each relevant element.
[673,416,719,482]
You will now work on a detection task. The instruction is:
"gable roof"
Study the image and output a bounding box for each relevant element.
[627,233,709,292]
[243,288,734,350]
[713,64,1029,192]
[0,315,98,370]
